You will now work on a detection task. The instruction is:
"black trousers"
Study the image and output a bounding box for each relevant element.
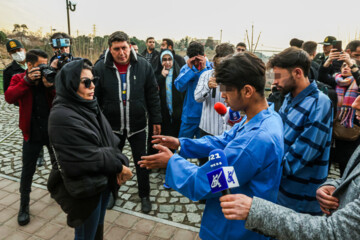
[115,130,149,198]
[20,139,54,200]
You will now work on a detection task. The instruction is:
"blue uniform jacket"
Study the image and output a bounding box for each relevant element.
[165,107,284,240]
[174,62,212,124]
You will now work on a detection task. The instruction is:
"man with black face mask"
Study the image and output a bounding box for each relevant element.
[5,49,56,226]
[3,39,27,94]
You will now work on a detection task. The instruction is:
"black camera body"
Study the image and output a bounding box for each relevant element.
[57,52,72,69]
[37,64,57,83]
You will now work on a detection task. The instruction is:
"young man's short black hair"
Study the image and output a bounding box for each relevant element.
[302,41,317,56]
[186,41,204,58]
[108,31,130,47]
[345,40,360,52]
[50,32,72,44]
[236,42,247,49]
[162,38,174,49]
[26,49,48,65]
[289,38,304,48]
[146,37,155,43]
[267,47,311,77]
[215,52,266,97]
[130,41,136,46]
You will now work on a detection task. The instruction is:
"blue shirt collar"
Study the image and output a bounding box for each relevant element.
[236,107,274,133]
[284,80,318,107]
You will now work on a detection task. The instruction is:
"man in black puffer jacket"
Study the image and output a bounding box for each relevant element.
[94,31,162,213]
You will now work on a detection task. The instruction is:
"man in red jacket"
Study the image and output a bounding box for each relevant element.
[5,49,56,226]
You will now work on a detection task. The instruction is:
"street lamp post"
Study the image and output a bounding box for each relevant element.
[66,0,76,36]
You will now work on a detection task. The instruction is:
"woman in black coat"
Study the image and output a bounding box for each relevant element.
[155,50,184,137]
[47,59,132,240]
[148,50,184,155]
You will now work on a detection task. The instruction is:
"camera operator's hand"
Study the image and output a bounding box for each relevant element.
[323,49,341,68]
[28,68,42,82]
[161,66,169,77]
[42,77,54,88]
[50,59,59,70]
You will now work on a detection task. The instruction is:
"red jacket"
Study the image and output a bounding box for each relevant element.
[5,72,55,141]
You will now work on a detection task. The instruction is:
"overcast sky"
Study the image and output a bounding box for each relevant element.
[1,0,359,50]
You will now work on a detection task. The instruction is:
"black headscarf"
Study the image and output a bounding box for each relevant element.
[54,58,98,114]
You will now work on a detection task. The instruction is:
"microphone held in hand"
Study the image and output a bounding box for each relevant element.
[206,149,239,195]
[214,102,227,116]
[214,102,242,126]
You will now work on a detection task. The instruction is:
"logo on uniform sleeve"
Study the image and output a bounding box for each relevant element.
[9,41,17,48]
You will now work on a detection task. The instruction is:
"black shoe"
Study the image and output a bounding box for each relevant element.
[37,156,44,167]
[106,194,115,209]
[37,148,44,167]
[141,197,151,213]
[18,204,30,226]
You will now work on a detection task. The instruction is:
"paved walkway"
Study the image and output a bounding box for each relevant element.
[0,175,199,240]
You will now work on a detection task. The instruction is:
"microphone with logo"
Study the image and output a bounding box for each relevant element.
[206,149,239,195]
[214,102,242,126]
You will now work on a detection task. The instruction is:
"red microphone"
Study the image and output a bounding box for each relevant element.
[214,102,227,116]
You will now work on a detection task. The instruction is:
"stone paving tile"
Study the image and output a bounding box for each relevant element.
[104,226,129,240]
[151,223,177,239]
[34,223,63,240]
[104,209,121,223]
[0,225,15,239]
[0,207,17,223]
[19,217,47,235]
[124,231,148,240]
[131,218,156,235]
[5,230,31,240]
[114,213,139,228]
[51,227,74,240]
[173,229,198,240]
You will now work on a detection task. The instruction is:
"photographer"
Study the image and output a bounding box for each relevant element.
[49,32,75,72]
[4,49,56,226]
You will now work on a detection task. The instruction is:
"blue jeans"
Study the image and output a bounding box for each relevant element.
[74,189,110,240]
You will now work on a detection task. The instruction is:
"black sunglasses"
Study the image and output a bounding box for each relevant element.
[80,77,99,88]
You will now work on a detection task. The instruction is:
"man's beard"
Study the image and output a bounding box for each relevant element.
[278,76,296,96]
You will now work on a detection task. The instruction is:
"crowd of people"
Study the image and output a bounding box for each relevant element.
[2,31,360,240]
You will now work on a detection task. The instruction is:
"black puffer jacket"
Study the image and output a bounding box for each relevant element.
[93,48,161,135]
[47,59,129,227]
[3,60,25,94]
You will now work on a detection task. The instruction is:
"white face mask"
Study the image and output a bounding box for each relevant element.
[11,51,26,62]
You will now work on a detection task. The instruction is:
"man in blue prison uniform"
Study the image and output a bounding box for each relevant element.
[139,53,284,240]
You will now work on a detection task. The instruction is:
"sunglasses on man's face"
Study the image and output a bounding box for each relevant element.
[80,77,99,88]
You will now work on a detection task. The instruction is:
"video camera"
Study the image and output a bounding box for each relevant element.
[52,38,73,69]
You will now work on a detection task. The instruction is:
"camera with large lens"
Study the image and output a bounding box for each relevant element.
[37,64,57,83]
